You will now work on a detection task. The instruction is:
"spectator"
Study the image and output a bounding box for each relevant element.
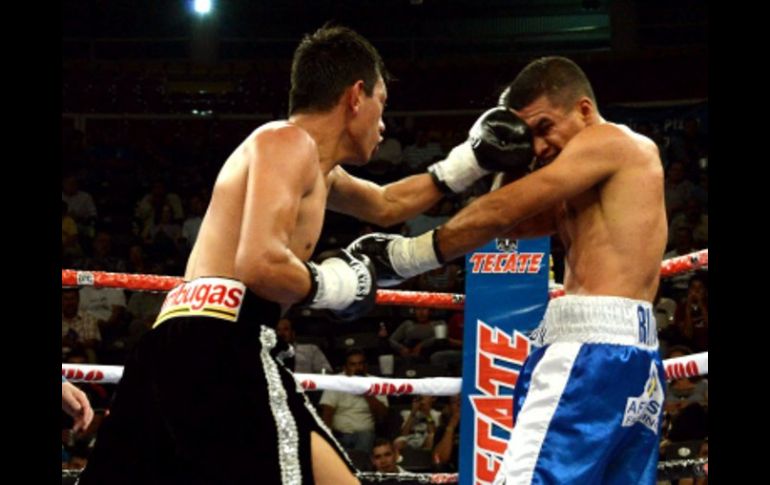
[62,173,97,239]
[664,161,695,219]
[653,287,678,356]
[275,317,333,374]
[144,203,183,261]
[389,308,443,361]
[433,394,461,471]
[62,201,82,262]
[77,283,128,363]
[395,395,441,451]
[134,180,184,237]
[668,198,708,248]
[62,289,101,363]
[320,349,389,453]
[370,437,406,474]
[429,311,464,376]
[74,230,127,273]
[674,273,708,352]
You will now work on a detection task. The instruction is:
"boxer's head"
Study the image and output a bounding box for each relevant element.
[500,57,598,166]
[289,25,389,164]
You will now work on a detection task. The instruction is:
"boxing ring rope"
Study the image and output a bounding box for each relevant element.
[353,456,710,483]
[61,248,708,482]
[61,249,708,310]
[61,268,468,310]
[61,350,708,392]
[660,248,708,278]
[62,458,707,483]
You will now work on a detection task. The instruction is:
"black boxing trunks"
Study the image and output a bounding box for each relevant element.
[79,277,356,485]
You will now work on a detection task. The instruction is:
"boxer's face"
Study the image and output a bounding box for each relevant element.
[350,77,387,164]
[514,95,586,166]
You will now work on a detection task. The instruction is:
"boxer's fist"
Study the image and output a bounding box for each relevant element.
[428,107,534,193]
[302,249,377,321]
[347,231,442,287]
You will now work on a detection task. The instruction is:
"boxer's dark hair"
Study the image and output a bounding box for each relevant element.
[500,56,596,111]
[289,24,389,115]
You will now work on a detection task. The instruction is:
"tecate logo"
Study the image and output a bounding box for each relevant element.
[469,253,544,274]
[470,321,531,484]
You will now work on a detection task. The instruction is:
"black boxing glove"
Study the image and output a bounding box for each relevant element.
[347,231,443,288]
[428,107,534,194]
[301,249,377,321]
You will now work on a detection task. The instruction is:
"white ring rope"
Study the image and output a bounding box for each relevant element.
[62,351,707,395]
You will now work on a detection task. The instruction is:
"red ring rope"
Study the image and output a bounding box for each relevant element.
[62,249,707,310]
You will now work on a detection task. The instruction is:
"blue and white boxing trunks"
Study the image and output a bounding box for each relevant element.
[493,295,665,485]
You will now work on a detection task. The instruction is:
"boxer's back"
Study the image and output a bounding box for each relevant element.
[185,121,326,282]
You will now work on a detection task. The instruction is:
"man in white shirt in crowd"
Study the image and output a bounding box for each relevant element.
[320,348,388,453]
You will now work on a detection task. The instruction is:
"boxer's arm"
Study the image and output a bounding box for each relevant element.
[489,172,558,239]
[502,208,559,239]
[234,127,317,303]
[327,167,443,227]
[327,106,533,226]
[436,125,628,261]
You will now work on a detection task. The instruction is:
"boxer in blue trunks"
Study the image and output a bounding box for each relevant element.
[351,56,668,484]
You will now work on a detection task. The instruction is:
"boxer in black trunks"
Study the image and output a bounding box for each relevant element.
[79,24,530,484]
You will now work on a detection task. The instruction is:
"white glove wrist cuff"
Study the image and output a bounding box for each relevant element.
[309,258,357,310]
[429,141,490,193]
[387,230,442,279]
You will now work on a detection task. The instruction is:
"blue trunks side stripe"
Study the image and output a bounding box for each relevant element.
[494,342,664,485]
